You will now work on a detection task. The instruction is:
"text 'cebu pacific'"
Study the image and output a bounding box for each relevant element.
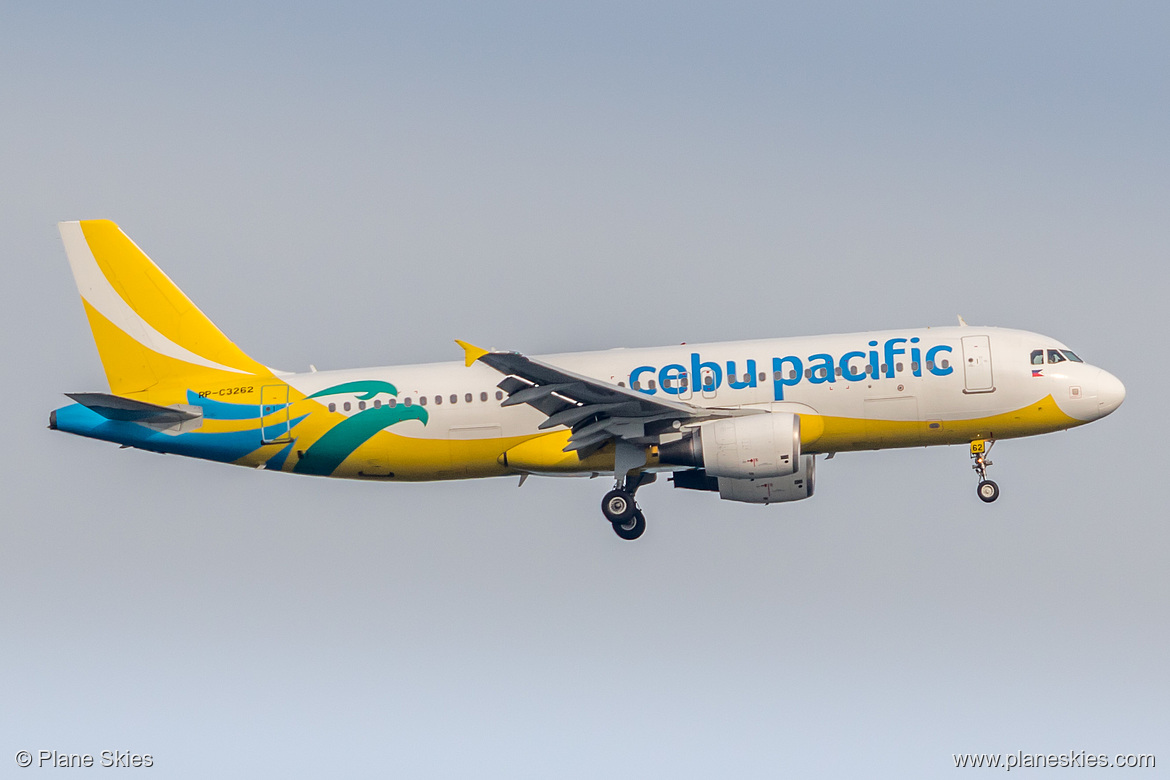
[629,338,957,400]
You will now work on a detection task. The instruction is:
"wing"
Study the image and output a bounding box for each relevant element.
[456,340,759,459]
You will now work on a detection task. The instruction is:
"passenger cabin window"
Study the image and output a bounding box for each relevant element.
[328,403,336,412]
[1063,350,1084,363]
[373,399,381,408]
[388,398,396,407]
[358,401,366,410]
[465,393,473,403]
[450,394,458,404]
[1047,349,1066,364]
[403,398,412,406]
[343,401,351,411]
[1031,349,1045,365]
[480,392,488,402]
[419,396,427,406]
[758,372,766,382]
[495,391,504,400]
[434,395,442,405]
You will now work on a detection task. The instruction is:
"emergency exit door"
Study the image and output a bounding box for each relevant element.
[961,335,995,393]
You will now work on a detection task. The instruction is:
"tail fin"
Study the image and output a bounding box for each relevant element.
[59,220,273,396]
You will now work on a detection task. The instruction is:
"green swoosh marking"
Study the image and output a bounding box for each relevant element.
[306,380,399,401]
[294,404,428,476]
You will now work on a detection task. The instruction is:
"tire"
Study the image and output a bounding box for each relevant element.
[612,510,646,540]
[601,489,635,523]
[977,480,1000,503]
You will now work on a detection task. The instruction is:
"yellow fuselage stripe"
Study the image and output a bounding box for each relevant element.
[235,393,1079,480]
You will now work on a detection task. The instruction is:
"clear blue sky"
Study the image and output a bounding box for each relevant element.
[2,3,1166,777]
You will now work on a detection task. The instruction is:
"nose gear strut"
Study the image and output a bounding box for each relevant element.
[970,439,1000,503]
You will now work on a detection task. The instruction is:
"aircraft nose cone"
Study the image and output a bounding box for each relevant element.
[1096,369,1126,417]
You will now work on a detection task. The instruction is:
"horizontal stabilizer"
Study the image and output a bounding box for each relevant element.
[65,392,201,424]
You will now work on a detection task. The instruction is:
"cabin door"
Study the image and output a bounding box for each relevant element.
[260,384,291,443]
[961,336,995,393]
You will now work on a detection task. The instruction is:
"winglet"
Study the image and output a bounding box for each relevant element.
[455,339,490,367]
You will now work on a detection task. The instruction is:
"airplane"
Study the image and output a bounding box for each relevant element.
[49,220,1125,540]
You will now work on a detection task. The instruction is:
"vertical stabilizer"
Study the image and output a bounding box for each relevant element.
[58,220,273,396]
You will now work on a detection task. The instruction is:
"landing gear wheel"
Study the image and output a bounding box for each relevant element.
[601,490,636,523]
[977,480,1000,503]
[970,439,1000,503]
[612,510,646,540]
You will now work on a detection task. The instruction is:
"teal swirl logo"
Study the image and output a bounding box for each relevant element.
[295,380,428,476]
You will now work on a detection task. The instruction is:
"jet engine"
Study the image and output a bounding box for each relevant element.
[658,412,800,479]
[671,454,816,505]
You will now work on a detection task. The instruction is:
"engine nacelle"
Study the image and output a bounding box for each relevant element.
[717,454,816,504]
[659,412,800,479]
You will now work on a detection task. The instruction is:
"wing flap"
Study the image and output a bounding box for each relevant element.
[538,402,640,430]
[460,342,763,464]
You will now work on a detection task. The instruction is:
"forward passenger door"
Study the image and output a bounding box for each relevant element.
[961,336,995,394]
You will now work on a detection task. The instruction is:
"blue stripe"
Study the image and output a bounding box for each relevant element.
[265,440,296,471]
[186,390,289,420]
[54,403,308,464]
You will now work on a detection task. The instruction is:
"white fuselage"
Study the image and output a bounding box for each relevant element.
[278,326,1123,458]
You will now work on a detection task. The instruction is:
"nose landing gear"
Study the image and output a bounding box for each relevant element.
[601,472,654,540]
[970,438,999,503]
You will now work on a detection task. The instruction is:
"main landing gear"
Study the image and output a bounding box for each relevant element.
[970,438,999,503]
[601,473,654,540]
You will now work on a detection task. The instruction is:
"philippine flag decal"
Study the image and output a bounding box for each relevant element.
[1032,369,1044,378]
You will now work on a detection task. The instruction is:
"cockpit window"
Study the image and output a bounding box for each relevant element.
[1047,349,1066,364]
[1061,350,1084,363]
[1030,349,1044,365]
